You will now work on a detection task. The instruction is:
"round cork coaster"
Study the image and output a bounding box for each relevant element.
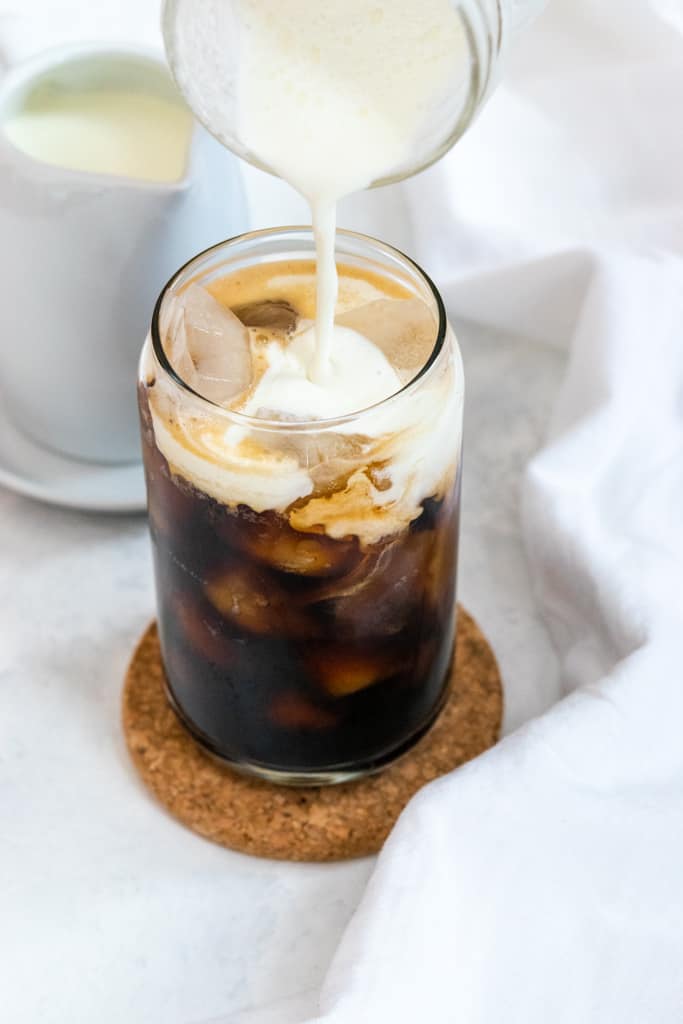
[122,606,502,861]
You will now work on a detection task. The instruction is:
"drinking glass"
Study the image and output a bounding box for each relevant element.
[138,228,464,784]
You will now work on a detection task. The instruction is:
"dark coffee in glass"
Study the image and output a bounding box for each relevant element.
[139,229,464,784]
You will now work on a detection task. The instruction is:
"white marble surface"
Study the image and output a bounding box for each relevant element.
[0,314,561,1024]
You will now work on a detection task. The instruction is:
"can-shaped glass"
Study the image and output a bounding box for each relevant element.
[138,228,464,785]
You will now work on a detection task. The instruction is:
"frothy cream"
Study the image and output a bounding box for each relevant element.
[144,264,463,546]
[234,0,467,199]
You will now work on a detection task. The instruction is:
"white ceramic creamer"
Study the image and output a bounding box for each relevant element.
[0,44,247,465]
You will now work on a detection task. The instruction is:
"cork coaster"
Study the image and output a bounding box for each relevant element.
[122,606,502,861]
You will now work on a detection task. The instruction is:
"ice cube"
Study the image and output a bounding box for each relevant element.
[146,462,193,539]
[301,549,384,606]
[163,284,252,405]
[426,516,459,609]
[336,298,437,385]
[326,533,432,638]
[205,565,313,637]
[160,291,196,386]
[269,692,337,729]
[232,299,298,333]
[305,645,403,697]
[170,592,237,667]
[214,506,359,578]
[299,432,367,495]
[205,566,275,635]
[256,429,367,497]
[241,522,358,578]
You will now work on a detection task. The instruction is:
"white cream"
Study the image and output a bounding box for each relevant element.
[234,0,467,198]
[4,86,192,183]
[242,324,402,421]
[144,325,463,545]
[149,404,313,512]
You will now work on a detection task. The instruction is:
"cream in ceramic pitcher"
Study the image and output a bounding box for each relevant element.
[0,43,247,465]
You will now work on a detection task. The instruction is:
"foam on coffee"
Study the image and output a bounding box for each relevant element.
[144,261,462,546]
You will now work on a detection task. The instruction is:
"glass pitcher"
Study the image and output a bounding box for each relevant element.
[162,0,547,189]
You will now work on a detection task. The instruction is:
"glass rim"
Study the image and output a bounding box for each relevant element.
[150,225,449,432]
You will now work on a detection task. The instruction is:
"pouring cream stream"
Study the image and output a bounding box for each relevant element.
[166,0,469,383]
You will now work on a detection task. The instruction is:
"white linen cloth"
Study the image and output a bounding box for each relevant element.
[1,2,682,1022]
